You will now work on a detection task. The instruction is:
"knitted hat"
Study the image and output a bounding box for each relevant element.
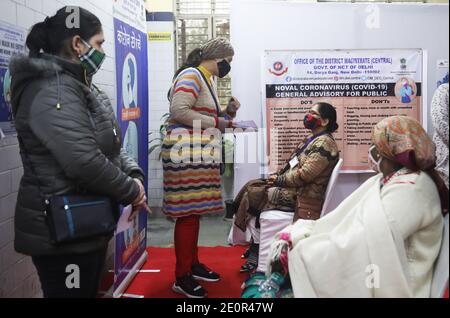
[200,38,234,60]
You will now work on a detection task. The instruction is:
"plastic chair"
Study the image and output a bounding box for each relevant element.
[227,215,252,245]
[257,158,343,272]
[320,158,344,217]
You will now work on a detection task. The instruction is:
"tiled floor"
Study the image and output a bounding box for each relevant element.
[147,208,233,247]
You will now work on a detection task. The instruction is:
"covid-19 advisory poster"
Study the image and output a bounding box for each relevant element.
[263,49,423,173]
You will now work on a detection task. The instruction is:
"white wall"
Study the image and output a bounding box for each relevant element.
[147,21,175,208]
[146,0,174,12]
[0,0,117,298]
[230,0,449,210]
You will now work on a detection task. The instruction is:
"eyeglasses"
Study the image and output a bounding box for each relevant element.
[369,145,381,161]
[307,110,322,119]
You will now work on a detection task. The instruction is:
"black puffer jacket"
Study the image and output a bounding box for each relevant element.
[10,54,144,256]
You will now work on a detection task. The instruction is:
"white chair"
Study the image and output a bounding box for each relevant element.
[227,216,252,245]
[257,158,344,272]
[320,158,344,218]
[257,210,295,272]
[431,214,449,298]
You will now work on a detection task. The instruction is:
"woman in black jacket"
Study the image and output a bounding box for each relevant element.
[9,7,148,298]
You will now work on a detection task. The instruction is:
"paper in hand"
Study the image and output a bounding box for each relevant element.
[115,205,134,234]
[233,120,258,130]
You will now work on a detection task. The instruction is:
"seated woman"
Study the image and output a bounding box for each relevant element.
[233,102,340,272]
[243,115,448,298]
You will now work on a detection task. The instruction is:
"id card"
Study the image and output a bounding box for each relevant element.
[289,156,299,169]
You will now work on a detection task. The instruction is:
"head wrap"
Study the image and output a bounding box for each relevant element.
[372,115,448,215]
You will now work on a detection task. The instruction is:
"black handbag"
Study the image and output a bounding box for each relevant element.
[44,194,119,244]
[18,137,119,244]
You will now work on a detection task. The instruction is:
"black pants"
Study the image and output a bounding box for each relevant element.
[32,248,107,298]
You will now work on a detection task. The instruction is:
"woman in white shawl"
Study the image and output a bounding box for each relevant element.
[243,116,448,298]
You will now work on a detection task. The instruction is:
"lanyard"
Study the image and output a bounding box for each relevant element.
[196,67,221,115]
[293,131,330,159]
[279,131,331,174]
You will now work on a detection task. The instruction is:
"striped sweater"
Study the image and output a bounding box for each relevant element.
[162,67,230,218]
[168,67,232,130]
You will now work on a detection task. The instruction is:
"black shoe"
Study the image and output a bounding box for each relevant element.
[240,260,257,273]
[224,200,236,221]
[192,263,221,282]
[241,247,251,259]
[240,251,258,273]
[172,275,207,298]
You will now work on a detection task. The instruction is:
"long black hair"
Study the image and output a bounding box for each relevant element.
[173,48,204,80]
[316,102,339,133]
[167,48,204,100]
[26,6,102,58]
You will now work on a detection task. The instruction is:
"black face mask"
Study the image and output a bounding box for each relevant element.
[303,114,322,130]
[217,59,231,78]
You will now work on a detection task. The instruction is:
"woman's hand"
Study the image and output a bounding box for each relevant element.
[230,97,241,111]
[129,179,152,221]
[227,97,241,117]
[266,175,278,187]
[129,204,153,221]
[132,179,146,206]
[128,204,153,222]
[218,117,233,133]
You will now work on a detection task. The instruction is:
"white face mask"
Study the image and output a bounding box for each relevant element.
[368,145,383,173]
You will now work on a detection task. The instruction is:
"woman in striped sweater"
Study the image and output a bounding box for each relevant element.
[163,38,240,298]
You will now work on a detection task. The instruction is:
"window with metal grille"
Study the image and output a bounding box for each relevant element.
[176,0,231,107]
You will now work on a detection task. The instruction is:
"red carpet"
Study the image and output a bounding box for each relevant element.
[124,246,249,298]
